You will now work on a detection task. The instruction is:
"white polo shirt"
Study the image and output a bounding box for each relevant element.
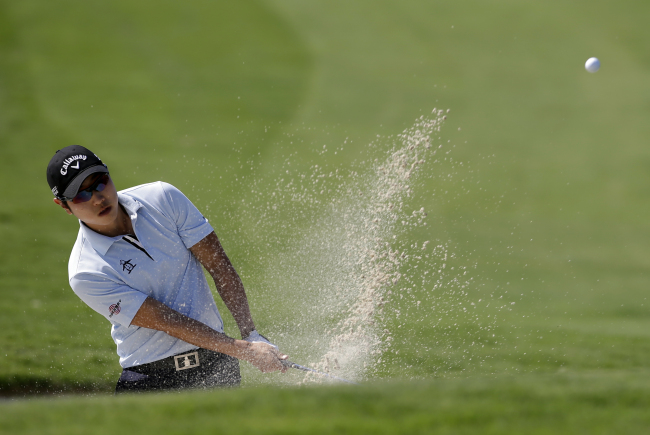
[68,181,224,368]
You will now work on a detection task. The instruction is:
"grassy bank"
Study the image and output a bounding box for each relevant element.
[1,1,649,427]
[3,373,650,434]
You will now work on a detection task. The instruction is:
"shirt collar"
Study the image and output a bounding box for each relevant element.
[79,193,143,256]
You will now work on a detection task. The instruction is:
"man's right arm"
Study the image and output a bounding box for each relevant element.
[131,297,287,373]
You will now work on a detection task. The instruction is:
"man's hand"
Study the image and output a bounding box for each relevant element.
[244,330,279,350]
[244,342,288,373]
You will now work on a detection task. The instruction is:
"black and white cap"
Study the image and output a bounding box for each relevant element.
[46,145,108,199]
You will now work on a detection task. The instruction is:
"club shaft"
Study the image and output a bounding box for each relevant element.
[283,360,359,385]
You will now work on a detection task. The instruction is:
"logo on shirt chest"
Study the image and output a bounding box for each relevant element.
[120,259,137,274]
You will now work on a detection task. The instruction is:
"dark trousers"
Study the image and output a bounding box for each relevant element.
[115,348,240,394]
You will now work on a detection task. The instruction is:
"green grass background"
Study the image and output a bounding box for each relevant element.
[1,0,650,432]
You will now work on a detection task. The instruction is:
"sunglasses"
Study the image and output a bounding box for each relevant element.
[62,173,110,204]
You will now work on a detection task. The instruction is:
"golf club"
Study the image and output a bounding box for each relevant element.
[282,360,359,385]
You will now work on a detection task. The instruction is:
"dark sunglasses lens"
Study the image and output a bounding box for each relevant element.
[71,174,110,204]
[72,190,93,204]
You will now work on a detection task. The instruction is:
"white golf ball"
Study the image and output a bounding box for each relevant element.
[585,57,600,73]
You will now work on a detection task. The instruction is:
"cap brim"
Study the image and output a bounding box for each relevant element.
[62,165,109,198]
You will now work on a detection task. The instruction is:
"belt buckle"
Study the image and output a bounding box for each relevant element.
[174,351,200,371]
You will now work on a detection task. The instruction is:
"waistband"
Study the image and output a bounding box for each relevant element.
[126,348,227,375]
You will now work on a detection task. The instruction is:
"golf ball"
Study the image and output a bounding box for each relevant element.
[585,57,600,73]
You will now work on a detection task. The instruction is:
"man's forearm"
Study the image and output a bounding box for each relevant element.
[131,297,286,373]
[212,268,255,338]
[132,297,254,361]
[189,231,256,338]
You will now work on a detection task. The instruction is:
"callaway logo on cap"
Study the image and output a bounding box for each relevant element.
[46,145,109,200]
[59,154,87,175]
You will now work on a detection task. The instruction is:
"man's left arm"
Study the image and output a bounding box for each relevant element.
[190,231,255,339]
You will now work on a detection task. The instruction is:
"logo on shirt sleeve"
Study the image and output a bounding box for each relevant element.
[120,259,137,274]
[109,300,122,318]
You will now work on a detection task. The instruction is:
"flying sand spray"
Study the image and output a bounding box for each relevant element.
[214,109,498,384]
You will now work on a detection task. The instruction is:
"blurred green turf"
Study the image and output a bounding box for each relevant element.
[3,373,650,434]
[1,0,650,430]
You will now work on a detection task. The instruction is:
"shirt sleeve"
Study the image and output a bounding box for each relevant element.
[160,182,214,249]
[70,273,149,327]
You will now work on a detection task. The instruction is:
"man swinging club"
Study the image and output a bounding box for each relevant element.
[47,145,288,393]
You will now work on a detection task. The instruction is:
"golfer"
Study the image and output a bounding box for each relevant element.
[47,145,287,393]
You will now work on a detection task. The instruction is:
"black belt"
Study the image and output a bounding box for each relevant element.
[127,348,221,375]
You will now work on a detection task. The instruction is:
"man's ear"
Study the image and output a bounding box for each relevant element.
[53,198,74,215]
